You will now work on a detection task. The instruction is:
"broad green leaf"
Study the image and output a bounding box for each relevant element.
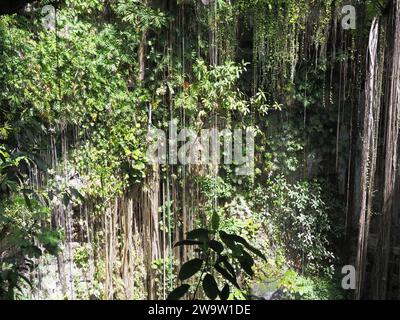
[174,239,203,247]
[211,211,220,230]
[237,250,254,276]
[209,240,224,254]
[217,255,236,277]
[214,263,239,289]
[187,228,209,240]
[219,284,230,300]
[202,274,219,300]
[219,231,238,252]
[220,231,266,261]
[167,284,190,300]
[179,258,203,281]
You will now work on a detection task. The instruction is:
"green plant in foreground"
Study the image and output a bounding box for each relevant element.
[167,212,266,300]
[0,148,62,299]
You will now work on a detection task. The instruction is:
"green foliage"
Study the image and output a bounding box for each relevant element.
[73,245,90,271]
[0,148,62,300]
[0,194,62,299]
[278,269,345,300]
[152,257,177,299]
[199,176,233,205]
[0,0,358,301]
[0,0,164,204]
[222,196,261,239]
[261,122,304,175]
[112,0,167,30]
[172,59,267,124]
[0,0,168,299]
[254,176,337,275]
[168,211,266,300]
